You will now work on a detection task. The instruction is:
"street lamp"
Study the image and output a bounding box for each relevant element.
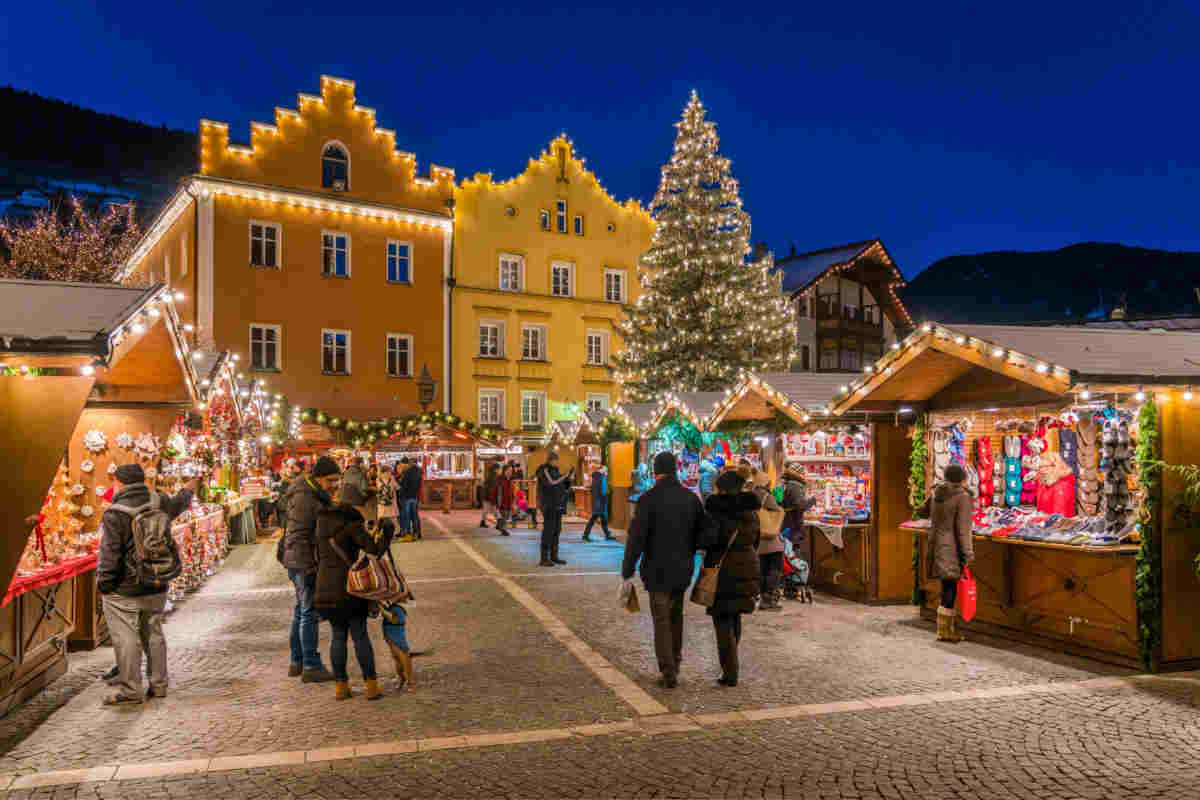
[417,364,437,412]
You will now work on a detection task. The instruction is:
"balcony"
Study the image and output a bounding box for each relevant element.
[815,300,884,336]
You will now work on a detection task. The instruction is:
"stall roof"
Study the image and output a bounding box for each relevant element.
[709,372,860,427]
[829,322,1200,415]
[641,391,727,435]
[613,402,658,432]
[0,279,162,355]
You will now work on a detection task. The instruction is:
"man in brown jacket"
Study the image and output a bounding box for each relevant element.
[924,463,975,642]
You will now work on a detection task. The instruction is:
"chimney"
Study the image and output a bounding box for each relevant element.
[753,241,769,261]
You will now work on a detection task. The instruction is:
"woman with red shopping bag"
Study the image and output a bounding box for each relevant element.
[922,463,975,643]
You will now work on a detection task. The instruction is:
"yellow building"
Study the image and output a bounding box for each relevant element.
[119,76,456,419]
[451,138,654,440]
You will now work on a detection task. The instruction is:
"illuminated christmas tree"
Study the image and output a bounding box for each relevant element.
[614,92,794,401]
[0,196,141,283]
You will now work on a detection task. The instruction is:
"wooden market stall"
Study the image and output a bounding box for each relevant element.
[609,403,658,530]
[0,279,200,713]
[708,372,913,604]
[376,423,500,512]
[829,322,1200,669]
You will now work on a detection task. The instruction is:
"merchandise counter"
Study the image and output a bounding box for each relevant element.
[913,528,1141,666]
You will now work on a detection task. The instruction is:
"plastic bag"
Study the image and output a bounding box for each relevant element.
[958,565,977,622]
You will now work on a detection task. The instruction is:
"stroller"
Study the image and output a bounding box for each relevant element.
[781,537,812,603]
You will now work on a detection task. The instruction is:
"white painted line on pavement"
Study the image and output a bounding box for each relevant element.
[6,673,1163,788]
[451,537,670,716]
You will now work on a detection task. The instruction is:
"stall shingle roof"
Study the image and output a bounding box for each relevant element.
[673,392,726,420]
[615,403,657,430]
[950,324,1200,380]
[757,372,861,410]
[0,279,161,349]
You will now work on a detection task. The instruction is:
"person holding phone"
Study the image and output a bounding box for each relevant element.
[535,453,573,566]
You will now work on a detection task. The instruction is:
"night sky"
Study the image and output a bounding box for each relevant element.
[4,1,1199,277]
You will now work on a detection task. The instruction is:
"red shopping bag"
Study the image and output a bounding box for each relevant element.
[958,566,977,622]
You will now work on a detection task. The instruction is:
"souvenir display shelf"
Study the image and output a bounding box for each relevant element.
[784,421,912,605]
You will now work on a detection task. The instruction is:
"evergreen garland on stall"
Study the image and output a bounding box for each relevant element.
[909,415,928,605]
[1134,397,1162,672]
[612,92,795,400]
[297,408,501,448]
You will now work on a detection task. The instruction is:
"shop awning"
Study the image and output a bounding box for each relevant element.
[829,322,1200,415]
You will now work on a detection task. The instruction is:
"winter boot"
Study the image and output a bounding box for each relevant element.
[937,606,961,643]
[334,681,352,700]
[389,643,413,690]
[551,547,567,565]
[947,613,964,643]
[364,678,383,701]
[539,548,554,567]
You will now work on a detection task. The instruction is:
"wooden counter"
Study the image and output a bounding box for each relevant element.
[1,576,76,717]
[574,486,593,518]
[68,570,107,651]
[914,529,1141,667]
[422,477,476,512]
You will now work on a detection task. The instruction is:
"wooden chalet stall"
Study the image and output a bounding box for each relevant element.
[708,372,913,603]
[376,423,499,512]
[0,280,199,713]
[609,403,658,530]
[830,322,1200,669]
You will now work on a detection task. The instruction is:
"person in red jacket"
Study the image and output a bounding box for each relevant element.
[1036,452,1077,516]
[493,463,515,536]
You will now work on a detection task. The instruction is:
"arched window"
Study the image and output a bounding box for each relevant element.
[322,143,349,190]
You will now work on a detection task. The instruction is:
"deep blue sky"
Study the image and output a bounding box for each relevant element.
[4,1,1199,277]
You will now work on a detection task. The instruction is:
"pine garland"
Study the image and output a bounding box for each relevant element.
[297,408,500,447]
[909,415,928,605]
[613,92,794,399]
[1134,398,1162,672]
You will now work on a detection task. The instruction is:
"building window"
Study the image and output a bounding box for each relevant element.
[250,324,281,371]
[387,240,412,283]
[586,393,610,413]
[478,389,504,426]
[586,330,609,366]
[801,344,811,372]
[322,143,349,190]
[322,329,350,374]
[521,391,546,430]
[539,209,550,231]
[550,261,573,297]
[556,200,567,233]
[573,215,584,236]
[840,339,860,371]
[819,339,838,370]
[322,231,349,277]
[478,321,504,358]
[499,254,523,292]
[386,333,412,378]
[521,324,547,361]
[250,221,281,268]
[604,268,627,303]
[795,295,808,318]
[180,233,188,277]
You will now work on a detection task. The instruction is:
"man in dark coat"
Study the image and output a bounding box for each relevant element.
[621,451,715,688]
[282,456,340,682]
[535,452,573,566]
[780,463,817,547]
[401,457,424,540]
[97,464,195,705]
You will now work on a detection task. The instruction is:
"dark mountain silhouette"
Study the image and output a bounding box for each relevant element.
[901,242,1200,324]
[0,87,197,221]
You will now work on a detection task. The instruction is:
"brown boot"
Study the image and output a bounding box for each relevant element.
[364,678,383,701]
[334,681,352,700]
[388,643,413,690]
[937,607,962,643]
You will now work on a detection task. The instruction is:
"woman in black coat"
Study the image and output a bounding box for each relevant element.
[703,467,761,687]
[315,483,390,700]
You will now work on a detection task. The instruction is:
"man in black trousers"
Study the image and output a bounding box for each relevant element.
[621,452,714,688]
[535,452,573,566]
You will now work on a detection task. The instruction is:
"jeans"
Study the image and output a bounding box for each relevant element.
[103,592,168,700]
[399,498,419,534]
[712,612,743,680]
[648,589,685,677]
[328,614,376,681]
[941,578,958,610]
[541,509,564,556]
[759,552,783,596]
[288,569,322,669]
[583,512,610,538]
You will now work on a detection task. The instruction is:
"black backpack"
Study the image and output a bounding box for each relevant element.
[110,494,182,588]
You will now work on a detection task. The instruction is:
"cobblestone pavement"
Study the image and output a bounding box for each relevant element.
[3,511,1198,799]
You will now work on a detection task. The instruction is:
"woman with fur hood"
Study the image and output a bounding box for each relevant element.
[922,463,975,643]
[703,466,762,687]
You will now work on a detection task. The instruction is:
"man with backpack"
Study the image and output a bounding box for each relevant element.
[97,464,196,706]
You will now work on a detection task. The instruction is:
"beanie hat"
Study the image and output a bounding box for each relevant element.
[114,464,144,484]
[715,469,746,493]
[783,462,806,482]
[652,451,677,476]
[312,456,340,478]
[944,464,966,484]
